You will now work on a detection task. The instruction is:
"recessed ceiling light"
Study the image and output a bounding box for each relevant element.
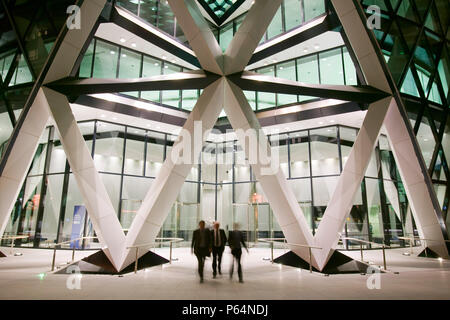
[171,59,176,63]
[120,38,126,43]
[164,65,168,69]
[272,59,277,63]
[314,44,320,50]
[279,66,284,70]
[329,120,335,123]
[112,117,117,121]
[303,48,308,53]
[319,121,324,125]
[424,138,429,142]
[122,54,127,58]
[131,43,137,48]
[162,55,167,60]
[154,63,159,66]
[110,51,115,55]
[101,114,106,118]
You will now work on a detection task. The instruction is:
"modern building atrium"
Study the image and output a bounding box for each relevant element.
[0,0,449,303]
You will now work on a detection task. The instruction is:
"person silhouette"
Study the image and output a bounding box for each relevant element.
[191,220,212,283]
[211,221,227,278]
[228,223,248,283]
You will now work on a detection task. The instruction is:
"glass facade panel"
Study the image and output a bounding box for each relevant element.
[310,127,340,176]
[141,56,162,103]
[267,7,283,39]
[92,40,119,78]
[284,0,302,31]
[94,123,125,174]
[124,128,146,175]
[319,48,344,85]
[304,0,326,21]
[289,131,310,178]
[79,41,94,78]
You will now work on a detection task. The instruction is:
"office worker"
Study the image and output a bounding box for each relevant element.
[211,221,227,278]
[191,220,212,283]
[228,223,248,283]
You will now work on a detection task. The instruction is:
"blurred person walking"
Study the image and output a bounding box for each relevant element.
[228,223,248,283]
[191,220,212,283]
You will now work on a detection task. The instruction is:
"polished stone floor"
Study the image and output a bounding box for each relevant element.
[0,245,449,300]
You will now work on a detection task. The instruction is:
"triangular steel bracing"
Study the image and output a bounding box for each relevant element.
[0,0,448,273]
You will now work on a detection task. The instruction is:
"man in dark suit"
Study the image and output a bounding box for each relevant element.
[191,220,211,283]
[228,223,248,283]
[211,221,227,278]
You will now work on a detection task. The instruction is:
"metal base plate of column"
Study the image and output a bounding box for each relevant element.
[273,250,379,274]
[54,250,169,275]
[418,248,441,259]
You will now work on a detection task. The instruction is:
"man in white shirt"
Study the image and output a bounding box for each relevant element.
[210,221,227,278]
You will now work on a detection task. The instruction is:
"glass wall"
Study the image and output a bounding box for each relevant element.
[248,45,358,109]
[79,39,356,113]
[216,0,327,52]
[116,0,188,45]
[79,38,200,111]
[3,118,427,251]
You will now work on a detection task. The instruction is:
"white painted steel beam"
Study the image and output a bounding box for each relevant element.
[223,78,317,268]
[42,88,126,270]
[0,0,107,240]
[167,0,223,75]
[119,78,225,270]
[224,0,283,75]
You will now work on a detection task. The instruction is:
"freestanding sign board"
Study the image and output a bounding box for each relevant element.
[70,205,86,249]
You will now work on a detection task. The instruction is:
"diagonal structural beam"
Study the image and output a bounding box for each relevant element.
[313,97,394,269]
[312,0,450,269]
[47,71,220,96]
[223,77,318,268]
[42,87,126,270]
[119,78,225,270]
[167,0,223,75]
[224,0,283,75]
[0,0,108,241]
[229,71,390,103]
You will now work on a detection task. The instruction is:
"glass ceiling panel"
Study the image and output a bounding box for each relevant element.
[201,0,238,18]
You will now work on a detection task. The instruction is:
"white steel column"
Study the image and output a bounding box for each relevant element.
[167,0,223,75]
[223,78,317,267]
[42,87,125,270]
[384,104,449,257]
[0,90,50,235]
[313,97,394,269]
[329,0,449,260]
[224,0,283,75]
[0,0,107,239]
[120,78,225,270]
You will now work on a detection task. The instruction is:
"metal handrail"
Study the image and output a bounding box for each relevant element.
[0,235,29,255]
[398,236,450,257]
[50,236,98,271]
[257,238,322,273]
[126,237,184,274]
[339,237,390,270]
